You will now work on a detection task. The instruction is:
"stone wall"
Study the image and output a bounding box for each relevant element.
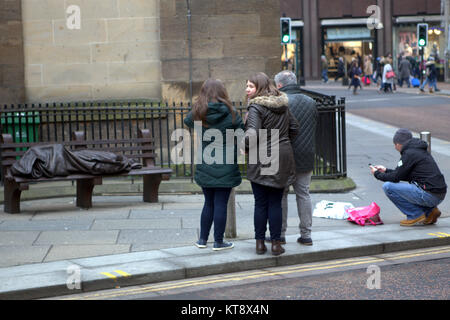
[21,0,161,103]
[160,0,282,102]
[12,0,282,103]
[0,0,25,104]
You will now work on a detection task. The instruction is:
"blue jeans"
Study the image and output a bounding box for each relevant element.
[251,182,284,241]
[200,187,232,243]
[322,70,328,82]
[420,78,437,90]
[382,182,443,220]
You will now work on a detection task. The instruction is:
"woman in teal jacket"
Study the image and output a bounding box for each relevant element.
[184,79,244,251]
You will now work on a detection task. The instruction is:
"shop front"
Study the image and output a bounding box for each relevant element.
[393,16,445,81]
[321,20,377,79]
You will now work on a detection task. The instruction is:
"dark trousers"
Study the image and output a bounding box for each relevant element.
[200,187,232,243]
[399,77,410,87]
[251,182,284,241]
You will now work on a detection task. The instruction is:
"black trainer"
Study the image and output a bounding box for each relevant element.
[213,241,234,251]
[297,237,313,246]
[195,239,207,248]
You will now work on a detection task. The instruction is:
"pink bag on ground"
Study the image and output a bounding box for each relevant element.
[346,202,383,226]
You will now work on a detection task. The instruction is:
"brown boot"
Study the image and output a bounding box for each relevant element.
[424,207,441,225]
[256,240,267,255]
[400,214,426,226]
[271,240,285,256]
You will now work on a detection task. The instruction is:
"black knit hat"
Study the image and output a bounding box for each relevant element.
[393,128,412,145]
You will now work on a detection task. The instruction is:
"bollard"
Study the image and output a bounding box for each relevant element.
[420,131,431,153]
[225,188,236,238]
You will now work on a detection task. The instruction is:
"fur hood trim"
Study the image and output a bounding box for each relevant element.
[248,92,288,110]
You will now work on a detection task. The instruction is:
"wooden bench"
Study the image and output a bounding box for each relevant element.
[0,128,172,213]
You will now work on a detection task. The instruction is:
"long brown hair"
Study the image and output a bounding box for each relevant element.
[192,79,235,127]
[246,72,281,102]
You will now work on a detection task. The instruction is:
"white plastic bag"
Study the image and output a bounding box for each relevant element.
[313,200,354,220]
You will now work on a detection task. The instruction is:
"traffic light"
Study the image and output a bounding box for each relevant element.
[280,17,291,44]
[417,23,428,47]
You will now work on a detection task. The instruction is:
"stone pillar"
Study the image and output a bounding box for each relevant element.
[303,0,320,80]
[0,0,25,104]
[377,0,393,57]
[383,0,393,56]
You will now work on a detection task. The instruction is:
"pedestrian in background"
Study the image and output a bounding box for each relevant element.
[370,128,447,226]
[321,55,329,83]
[363,54,373,86]
[398,56,412,88]
[374,56,383,86]
[334,57,345,82]
[273,70,318,246]
[349,59,362,94]
[420,57,439,93]
[244,72,299,256]
[184,79,244,251]
[382,58,394,93]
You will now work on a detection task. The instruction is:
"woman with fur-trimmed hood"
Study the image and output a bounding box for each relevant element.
[244,72,299,256]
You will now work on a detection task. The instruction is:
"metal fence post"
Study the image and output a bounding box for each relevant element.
[225,188,236,238]
[420,131,431,153]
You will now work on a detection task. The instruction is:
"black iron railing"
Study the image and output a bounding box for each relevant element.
[1,94,346,181]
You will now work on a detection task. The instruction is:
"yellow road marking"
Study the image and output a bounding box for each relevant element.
[114,270,131,277]
[65,246,450,300]
[428,232,450,238]
[100,272,117,280]
[385,248,450,260]
[100,270,131,280]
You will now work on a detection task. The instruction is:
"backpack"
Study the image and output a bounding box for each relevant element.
[346,202,383,226]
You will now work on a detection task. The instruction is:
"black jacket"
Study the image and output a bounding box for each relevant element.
[279,84,318,173]
[426,63,437,81]
[374,138,447,197]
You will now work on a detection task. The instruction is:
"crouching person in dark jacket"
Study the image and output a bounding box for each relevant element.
[370,128,447,226]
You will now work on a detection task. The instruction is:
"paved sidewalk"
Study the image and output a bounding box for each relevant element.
[0,113,449,299]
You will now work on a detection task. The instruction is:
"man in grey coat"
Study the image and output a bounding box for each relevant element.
[273,70,318,245]
[398,56,412,88]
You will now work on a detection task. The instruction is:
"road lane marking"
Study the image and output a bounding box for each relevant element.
[63,246,450,300]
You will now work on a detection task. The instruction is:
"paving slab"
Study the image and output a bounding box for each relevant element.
[0,231,40,246]
[34,231,119,245]
[0,219,93,231]
[0,246,51,267]
[44,245,131,262]
[90,218,182,230]
[117,228,199,244]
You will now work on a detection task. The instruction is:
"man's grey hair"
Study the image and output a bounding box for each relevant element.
[274,70,297,87]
